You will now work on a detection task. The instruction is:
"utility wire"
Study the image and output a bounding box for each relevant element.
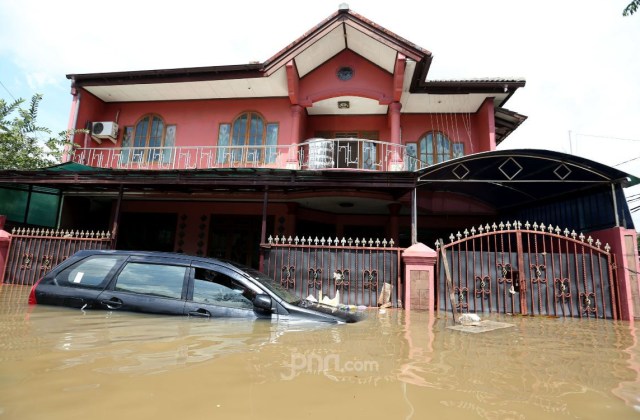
[575,133,640,142]
[0,79,18,102]
[613,156,640,167]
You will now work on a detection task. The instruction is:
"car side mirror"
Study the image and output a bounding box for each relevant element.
[253,294,272,311]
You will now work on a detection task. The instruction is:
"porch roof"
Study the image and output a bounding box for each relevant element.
[0,162,417,195]
[0,149,634,215]
[416,148,638,211]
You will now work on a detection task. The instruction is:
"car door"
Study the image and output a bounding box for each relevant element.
[184,262,270,319]
[35,254,128,309]
[97,256,189,315]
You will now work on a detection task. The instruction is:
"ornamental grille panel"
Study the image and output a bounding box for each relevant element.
[261,236,402,307]
[1,228,113,286]
[436,221,619,320]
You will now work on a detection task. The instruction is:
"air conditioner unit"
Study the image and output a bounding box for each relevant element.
[91,121,119,143]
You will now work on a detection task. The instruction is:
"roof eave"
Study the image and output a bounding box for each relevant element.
[67,63,265,87]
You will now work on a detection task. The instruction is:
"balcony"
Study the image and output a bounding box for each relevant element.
[67,138,428,172]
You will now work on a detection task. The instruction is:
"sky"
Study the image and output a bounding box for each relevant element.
[0,0,639,227]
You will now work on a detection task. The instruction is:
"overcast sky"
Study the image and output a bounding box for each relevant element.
[1,0,639,227]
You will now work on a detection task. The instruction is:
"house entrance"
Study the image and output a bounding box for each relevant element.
[208,215,273,268]
[117,212,177,252]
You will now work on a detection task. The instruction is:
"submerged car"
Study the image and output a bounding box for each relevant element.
[28,250,364,323]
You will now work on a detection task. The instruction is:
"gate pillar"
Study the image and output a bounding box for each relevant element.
[402,243,437,312]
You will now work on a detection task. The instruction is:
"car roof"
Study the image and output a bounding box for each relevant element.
[73,249,239,270]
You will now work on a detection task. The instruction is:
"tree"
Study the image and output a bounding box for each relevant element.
[623,0,640,16]
[0,94,76,170]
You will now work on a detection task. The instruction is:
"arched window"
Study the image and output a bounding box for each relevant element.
[132,114,171,162]
[219,112,278,164]
[418,131,464,165]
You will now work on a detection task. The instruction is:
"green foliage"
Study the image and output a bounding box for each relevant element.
[0,94,81,170]
[623,0,640,16]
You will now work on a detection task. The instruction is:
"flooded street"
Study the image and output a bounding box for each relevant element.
[0,285,639,420]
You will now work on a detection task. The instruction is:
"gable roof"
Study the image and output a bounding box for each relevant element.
[66,5,525,116]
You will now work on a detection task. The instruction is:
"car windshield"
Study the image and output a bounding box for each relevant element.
[228,262,301,305]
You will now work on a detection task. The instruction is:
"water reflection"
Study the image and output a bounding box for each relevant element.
[1,285,639,419]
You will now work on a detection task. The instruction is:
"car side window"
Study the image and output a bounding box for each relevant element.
[115,262,186,299]
[52,256,125,289]
[192,267,254,309]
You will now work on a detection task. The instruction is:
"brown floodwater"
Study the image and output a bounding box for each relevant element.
[0,285,639,420]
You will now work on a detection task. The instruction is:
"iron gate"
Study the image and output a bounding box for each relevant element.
[1,228,113,286]
[436,221,619,319]
[261,235,402,307]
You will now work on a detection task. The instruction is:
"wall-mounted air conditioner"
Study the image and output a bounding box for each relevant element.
[91,121,119,143]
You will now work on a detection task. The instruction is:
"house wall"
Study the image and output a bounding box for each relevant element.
[73,95,295,149]
[71,90,107,148]
[305,114,389,139]
[473,98,496,151]
[298,49,393,104]
[401,113,477,150]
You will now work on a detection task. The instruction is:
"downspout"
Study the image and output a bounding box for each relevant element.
[111,185,123,249]
[611,183,620,227]
[259,186,269,272]
[411,187,417,245]
[66,84,81,162]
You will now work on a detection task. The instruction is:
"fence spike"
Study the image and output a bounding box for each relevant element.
[563,228,569,237]
[595,239,601,248]
[478,225,484,233]
[491,223,497,231]
[268,235,273,244]
[106,231,112,239]
[375,238,380,246]
[11,228,16,234]
[456,231,462,240]
[389,239,394,247]
[463,229,469,238]
[499,222,505,230]
[539,222,545,231]
[579,233,585,242]
[449,233,455,243]
[525,221,531,230]
[604,243,610,253]
[301,237,306,245]
[516,221,522,229]
[587,236,593,245]
[470,226,476,235]
[382,238,387,247]
[570,230,577,239]
[355,238,360,246]
[348,237,353,246]
[287,236,293,244]
[505,221,511,230]
[341,237,346,246]
[274,236,280,244]
[555,226,561,234]
[314,237,319,245]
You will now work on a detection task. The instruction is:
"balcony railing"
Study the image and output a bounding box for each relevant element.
[66,138,428,172]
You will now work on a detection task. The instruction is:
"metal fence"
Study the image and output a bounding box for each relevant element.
[68,138,426,171]
[436,221,619,319]
[1,228,113,286]
[261,235,403,307]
